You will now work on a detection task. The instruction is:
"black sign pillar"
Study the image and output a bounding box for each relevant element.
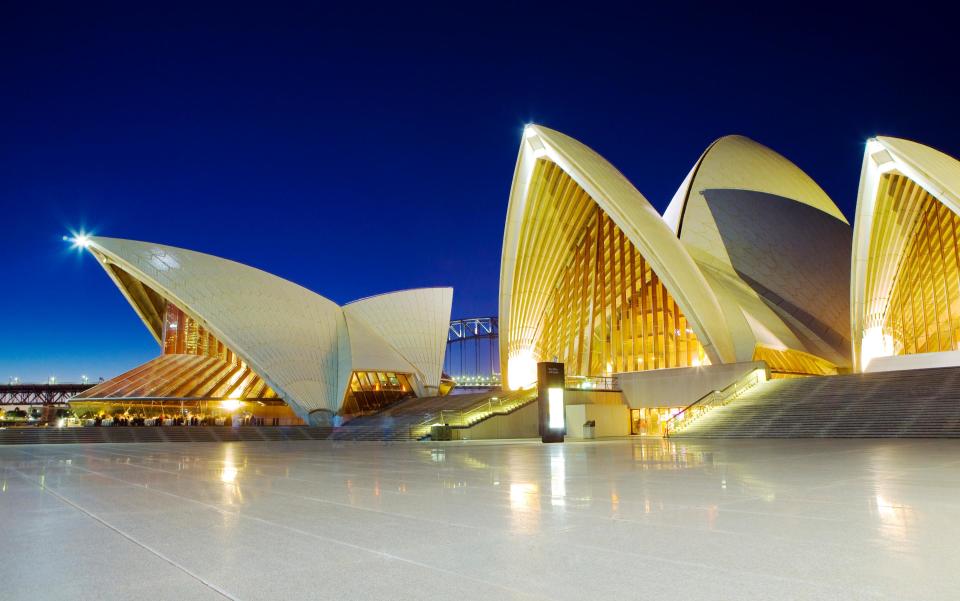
[537,362,565,443]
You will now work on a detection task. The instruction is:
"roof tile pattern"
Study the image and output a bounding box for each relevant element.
[87,237,451,418]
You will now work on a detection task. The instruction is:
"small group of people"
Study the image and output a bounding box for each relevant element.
[89,414,264,426]
[237,416,268,426]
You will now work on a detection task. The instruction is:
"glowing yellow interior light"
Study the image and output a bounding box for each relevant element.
[221,399,241,412]
[861,326,894,370]
[507,351,537,391]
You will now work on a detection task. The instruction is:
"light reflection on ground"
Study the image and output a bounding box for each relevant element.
[1,438,958,600]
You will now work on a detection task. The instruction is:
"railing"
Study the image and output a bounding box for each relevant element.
[0,383,95,405]
[410,388,538,439]
[564,375,619,391]
[663,367,767,437]
[449,375,502,388]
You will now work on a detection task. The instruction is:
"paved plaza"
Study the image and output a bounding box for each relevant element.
[1,438,957,600]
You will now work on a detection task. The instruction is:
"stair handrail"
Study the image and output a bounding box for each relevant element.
[408,388,538,439]
[663,367,767,437]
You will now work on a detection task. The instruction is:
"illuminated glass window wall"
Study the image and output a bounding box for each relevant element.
[511,159,707,379]
[882,176,960,355]
[341,371,416,415]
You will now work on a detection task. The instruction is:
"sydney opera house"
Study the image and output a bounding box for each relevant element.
[67,124,960,438]
[71,237,453,425]
[500,126,850,386]
[498,125,960,435]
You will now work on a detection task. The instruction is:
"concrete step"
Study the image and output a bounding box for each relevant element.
[674,365,960,439]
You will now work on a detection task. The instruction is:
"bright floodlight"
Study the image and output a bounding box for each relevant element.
[65,231,92,249]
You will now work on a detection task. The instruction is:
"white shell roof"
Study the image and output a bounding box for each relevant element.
[500,125,736,368]
[662,135,852,367]
[851,136,960,370]
[87,237,452,418]
[874,136,960,205]
[664,135,847,236]
[499,126,851,375]
[344,288,453,391]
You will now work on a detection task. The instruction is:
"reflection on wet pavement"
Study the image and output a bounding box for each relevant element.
[1,437,958,600]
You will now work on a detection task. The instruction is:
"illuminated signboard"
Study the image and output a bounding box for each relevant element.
[537,362,565,443]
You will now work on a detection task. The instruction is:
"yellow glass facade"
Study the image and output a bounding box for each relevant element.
[341,371,416,415]
[510,159,707,378]
[73,354,279,401]
[159,303,277,399]
[70,354,300,423]
[881,177,960,355]
[74,281,284,410]
[162,303,225,358]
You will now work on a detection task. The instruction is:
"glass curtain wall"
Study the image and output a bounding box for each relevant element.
[531,164,707,377]
[883,176,960,355]
[341,371,416,414]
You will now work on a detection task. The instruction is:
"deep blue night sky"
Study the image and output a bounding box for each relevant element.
[2,3,957,382]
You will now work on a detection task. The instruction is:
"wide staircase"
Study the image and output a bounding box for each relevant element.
[672,366,960,438]
[0,426,334,445]
[331,388,537,441]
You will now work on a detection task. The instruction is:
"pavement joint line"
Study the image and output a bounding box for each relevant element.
[13,446,553,601]
[12,443,879,594]
[10,442,901,556]
[9,466,238,601]
[82,445,488,531]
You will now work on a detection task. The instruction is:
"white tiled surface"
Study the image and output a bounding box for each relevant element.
[2,438,959,600]
[663,135,852,367]
[90,237,345,415]
[344,287,453,389]
[88,238,453,416]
